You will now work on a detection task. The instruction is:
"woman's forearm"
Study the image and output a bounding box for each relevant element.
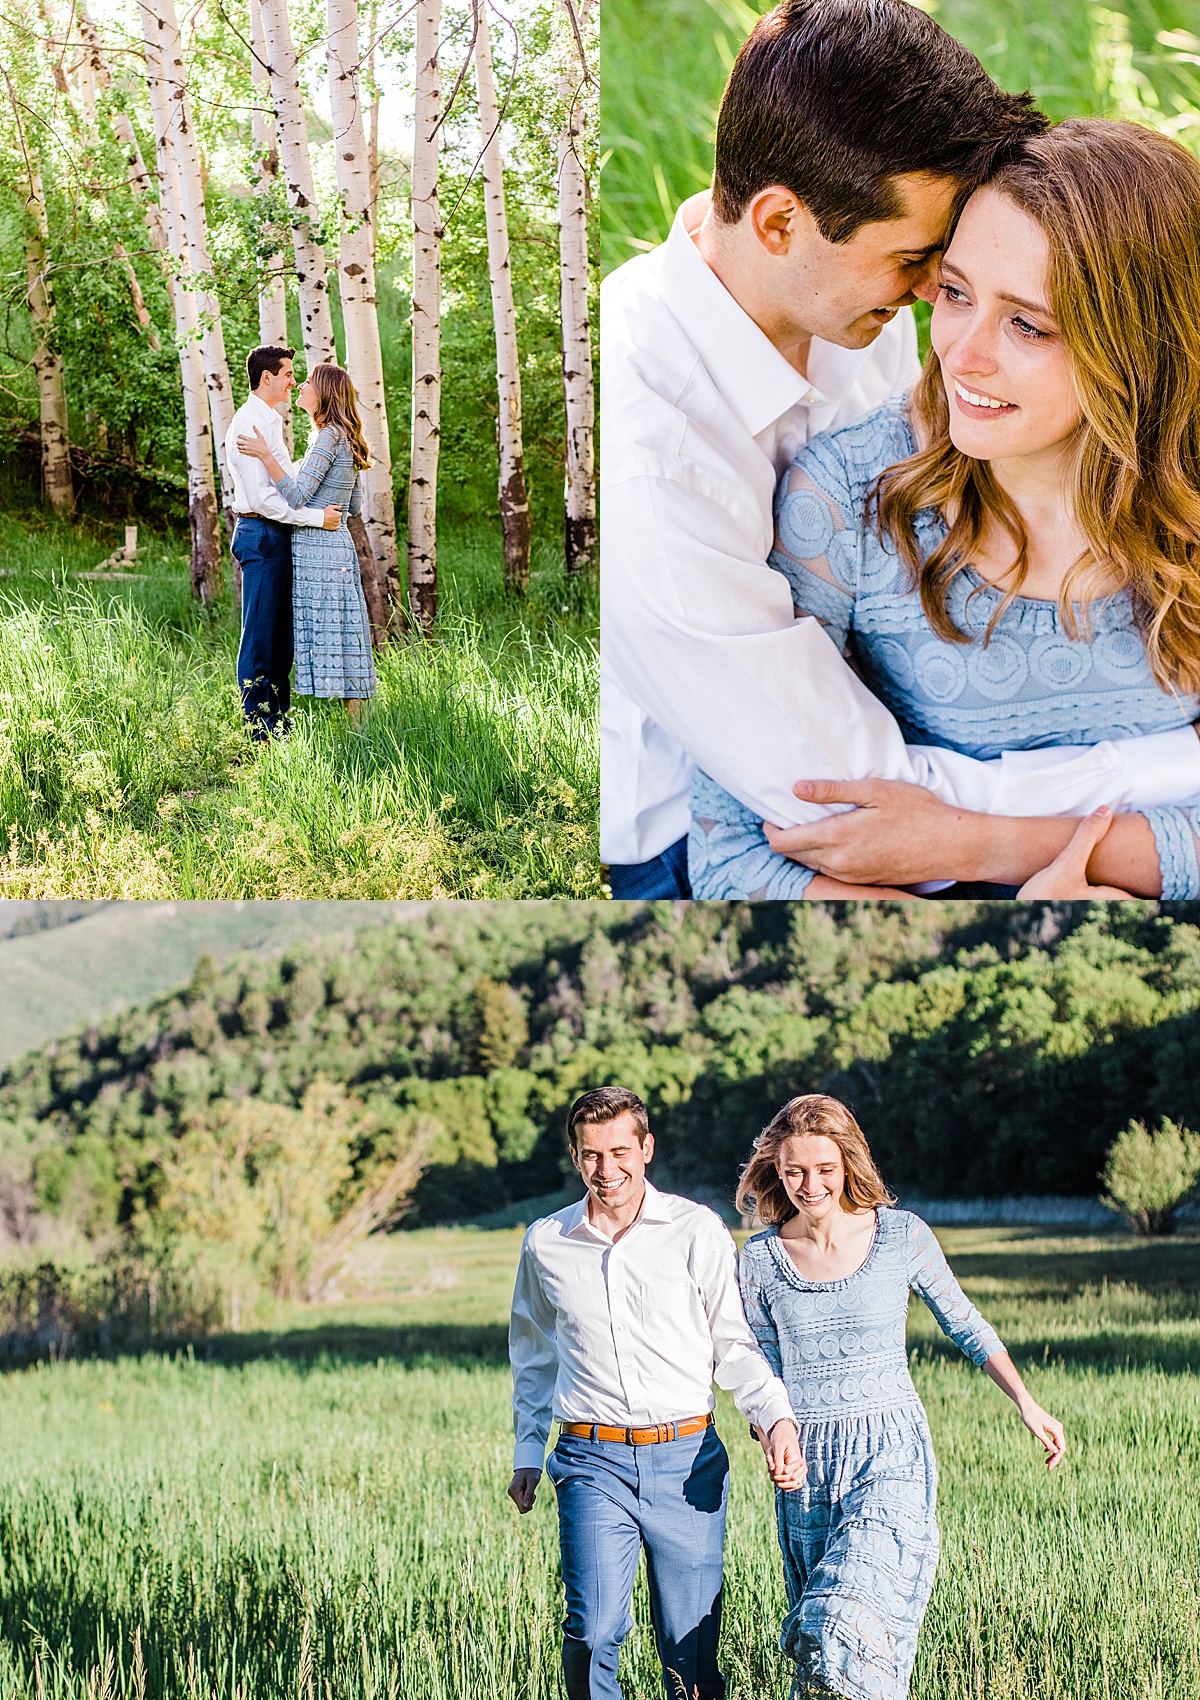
[956,810,1162,894]
[260,450,286,483]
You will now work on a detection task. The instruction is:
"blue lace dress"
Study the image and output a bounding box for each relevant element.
[273,425,377,700]
[689,400,1200,899]
[739,1209,1003,1700]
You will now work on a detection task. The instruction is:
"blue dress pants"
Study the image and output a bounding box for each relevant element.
[546,1427,729,1700]
[607,834,692,900]
[232,516,293,737]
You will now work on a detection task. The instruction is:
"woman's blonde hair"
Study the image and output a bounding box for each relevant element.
[735,1093,895,1226]
[871,118,1200,692]
[308,363,373,471]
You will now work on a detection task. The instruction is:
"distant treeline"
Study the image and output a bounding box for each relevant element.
[4,901,1200,1252]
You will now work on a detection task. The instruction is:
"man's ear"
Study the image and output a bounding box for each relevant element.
[641,1131,655,1165]
[568,1142,581,1174]
[747,186,818,259]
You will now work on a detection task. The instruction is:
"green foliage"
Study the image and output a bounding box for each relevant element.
[9,902,1200,1243]
[1101,1116,1200,1234]
[0,1226,1198,1697]
[602,0,1200,273]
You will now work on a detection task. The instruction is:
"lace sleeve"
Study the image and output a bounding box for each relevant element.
[349,474,362,517]
[1142,806,1200,899]
[904,1213,1003,1366]
[274,426,339,506]
[768,448,860,655]
[737,1241,784,1379]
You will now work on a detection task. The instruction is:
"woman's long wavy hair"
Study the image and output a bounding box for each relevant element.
[308,363,373,471]
[870,118,1200,692]
[735,1094,896,1227]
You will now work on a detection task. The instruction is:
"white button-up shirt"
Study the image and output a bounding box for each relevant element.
[223,392,325,526]
[509,1180,796,1470]
[599,193,1200,865]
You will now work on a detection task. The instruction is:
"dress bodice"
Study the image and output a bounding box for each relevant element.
[273,425,360,523]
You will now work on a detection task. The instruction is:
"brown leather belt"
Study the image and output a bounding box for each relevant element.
[559,1413,714,1446]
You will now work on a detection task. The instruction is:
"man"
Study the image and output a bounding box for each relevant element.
[508,1087,803,1700]
[224,347,341,739]
[600,0,1200,896]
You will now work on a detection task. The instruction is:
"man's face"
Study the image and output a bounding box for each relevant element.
[570,1112,653,1213]
[258,358,296,406]
[750,171,961,349]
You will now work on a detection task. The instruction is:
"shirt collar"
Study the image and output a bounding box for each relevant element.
[247,392,283,430]
[659,191,879,438]
[565,1177,673,1239]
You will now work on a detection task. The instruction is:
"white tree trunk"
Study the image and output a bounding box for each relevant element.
[79,7,170,261]
[327,0,402,639]
[137,0,236,530]
[21,152,75,516]
[258,0,337,368]
[138,17,223,600]
[473,0,530,592]
[556,0,596,573]
[250,0,292,456]
[408,0,442,634]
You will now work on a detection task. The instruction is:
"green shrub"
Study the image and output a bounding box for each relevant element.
[1101,1117,1200,1234]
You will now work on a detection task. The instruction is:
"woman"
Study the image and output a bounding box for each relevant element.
[690,118,1200,900]
[238,363,377,719]
[737,1094,1064,1700]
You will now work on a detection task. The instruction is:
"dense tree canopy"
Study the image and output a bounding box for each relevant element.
[4,899,1200,1250]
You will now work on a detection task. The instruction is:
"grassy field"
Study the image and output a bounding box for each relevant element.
[1,1224,1197,1699]
[601,0,1200,274]
[0,506,599,900]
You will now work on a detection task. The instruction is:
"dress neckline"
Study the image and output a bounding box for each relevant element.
[767,1207,882,1291]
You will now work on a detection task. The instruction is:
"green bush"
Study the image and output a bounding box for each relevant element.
[1101,1117,1200,1234]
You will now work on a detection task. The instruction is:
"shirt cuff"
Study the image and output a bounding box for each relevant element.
[1115,726,1200,810]
[745,1390,797,1436]
[513,1440,549,1471]
[296,506,326,526]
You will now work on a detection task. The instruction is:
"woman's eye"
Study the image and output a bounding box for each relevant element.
[1013,316,1048,340]
[939,283,967,304]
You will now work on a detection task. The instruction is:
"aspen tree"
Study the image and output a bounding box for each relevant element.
[408,0,442,634]
[249,0,292,455]
[138,16,223,599]
[473,0,530,592]
[556,0,595,573]
[327,0,403,637]
[137,0,236,525]
[258,0,337,368]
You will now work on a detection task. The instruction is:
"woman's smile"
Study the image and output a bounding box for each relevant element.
[952,378,1017,416]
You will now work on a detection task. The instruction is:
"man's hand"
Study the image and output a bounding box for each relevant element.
[758,1419,806,1492]
[763,778,981,887]
[507,1467,542,1513]
[1016,807,1132,898]
[322,505,343,531]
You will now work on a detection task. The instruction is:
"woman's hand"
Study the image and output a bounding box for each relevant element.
[758,1419,807,1491]
[1018,1399,1067,1470]
[1016,807,1133,898]
[236,427,273,462]
[763,777,984,887]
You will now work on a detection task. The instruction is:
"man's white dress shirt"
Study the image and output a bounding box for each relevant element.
[223,392,326,526]
[509,1180,796,1471]
[599,193,1200,865]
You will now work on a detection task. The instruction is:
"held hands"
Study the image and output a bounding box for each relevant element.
[507,1467,541,1514]
[1018,1400,1067,1470]
[757,1419,806,1492]
[1016,807,1132,899]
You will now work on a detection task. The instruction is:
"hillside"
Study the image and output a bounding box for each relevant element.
[0,902,426,1063]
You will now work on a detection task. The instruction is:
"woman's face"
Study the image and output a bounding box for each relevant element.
[930,187,1082,464]
[296,378,318,414]
[775,1134,845,1222]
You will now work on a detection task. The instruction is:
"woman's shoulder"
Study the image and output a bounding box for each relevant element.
[739,1226,779,1268]
[791,397,915,504]
[877,1205,934,1246]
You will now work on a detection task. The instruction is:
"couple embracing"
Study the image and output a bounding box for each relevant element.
[225,346,377,740]
[508,1087,1065,1699]
[602,0,1200,901]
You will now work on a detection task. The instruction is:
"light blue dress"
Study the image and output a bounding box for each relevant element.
[273,425,377,701]
[739,1209,1003,1700]
[689,400,1200,899]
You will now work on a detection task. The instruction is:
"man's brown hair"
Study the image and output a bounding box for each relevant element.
[712,0,1047,241]
[247,345,295,389]
[566,1087,650,1150]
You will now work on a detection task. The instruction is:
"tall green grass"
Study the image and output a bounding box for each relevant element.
[0,510,598,898]
[601,0,1200,273]
[0,1226,1196,1699]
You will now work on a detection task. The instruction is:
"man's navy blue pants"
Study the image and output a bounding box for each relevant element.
[546,1426,729,1699]
[232,516,293,738]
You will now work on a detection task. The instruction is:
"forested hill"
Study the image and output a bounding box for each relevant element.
[4,900,1200,1240]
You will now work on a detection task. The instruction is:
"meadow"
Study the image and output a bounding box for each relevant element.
[1,1224,1197,1700]
[601,0,1200,275]
[0,506,599,901]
